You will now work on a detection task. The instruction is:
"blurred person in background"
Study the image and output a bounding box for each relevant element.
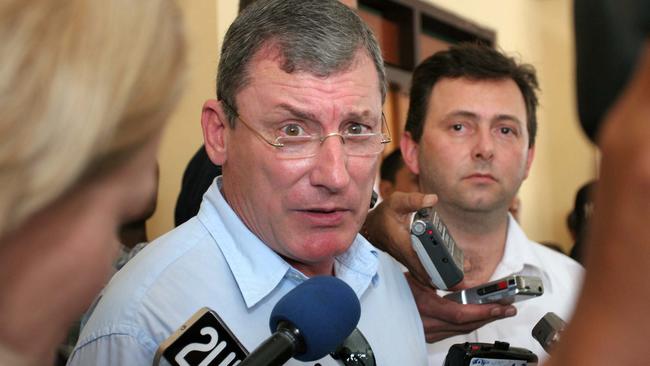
[57,165,161,364]
[174,147,221,227]
[566,180,596,264]
[0,0,185,364]
[378,148,419,199]
[544,1,650,364]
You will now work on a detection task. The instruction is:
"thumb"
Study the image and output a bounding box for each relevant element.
[389,191,437,214]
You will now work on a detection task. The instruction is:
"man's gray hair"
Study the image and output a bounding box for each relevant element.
[217,0,386,125]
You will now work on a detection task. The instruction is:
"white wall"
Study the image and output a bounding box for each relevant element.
[147,0,232,239]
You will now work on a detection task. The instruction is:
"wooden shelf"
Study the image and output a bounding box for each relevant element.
[358,0,415,70]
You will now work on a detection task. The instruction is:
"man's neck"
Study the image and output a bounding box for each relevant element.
[435,204,510,286]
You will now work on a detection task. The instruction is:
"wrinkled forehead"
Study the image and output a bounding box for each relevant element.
[235,46,383,118]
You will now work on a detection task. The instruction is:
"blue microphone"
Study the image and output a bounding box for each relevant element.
[239,276,361,365]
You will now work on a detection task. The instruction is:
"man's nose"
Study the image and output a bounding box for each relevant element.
[472,129,495,161]
[309,134,350,192]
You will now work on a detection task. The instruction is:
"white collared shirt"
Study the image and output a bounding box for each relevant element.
[427,215,584,366]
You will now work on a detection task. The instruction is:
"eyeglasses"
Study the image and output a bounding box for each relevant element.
[222,102,391,159]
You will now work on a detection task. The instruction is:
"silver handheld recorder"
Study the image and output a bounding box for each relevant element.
[410,207,464,290]
[444,274,544,305]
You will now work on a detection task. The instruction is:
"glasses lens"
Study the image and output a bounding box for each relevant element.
[275,136,319,158]
[275,132,388,159]
[330,328,376,366]
[344,134,385,157]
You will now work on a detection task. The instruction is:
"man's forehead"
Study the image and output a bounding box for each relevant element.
[431,77,523,99]
[430,77,527,121]
[235,50,382,115]
[272,103,377,120]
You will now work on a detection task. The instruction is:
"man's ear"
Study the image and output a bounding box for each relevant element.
[201,99,229,165]
[523,145,536,179]
[400,131,420,175]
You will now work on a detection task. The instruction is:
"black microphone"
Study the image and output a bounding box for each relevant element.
[330,328,376,366]
[239,276,361,366]
[532,312,566,353]
[153,307,248,366]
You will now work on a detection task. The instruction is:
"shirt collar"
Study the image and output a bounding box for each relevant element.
[335,235,380,295]
[197,177,379,308]
[492,214,553,292]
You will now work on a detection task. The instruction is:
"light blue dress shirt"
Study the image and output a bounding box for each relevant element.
[68,178,427,365]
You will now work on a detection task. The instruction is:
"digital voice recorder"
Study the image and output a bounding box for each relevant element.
[444,275,544,305]
[410,207,464,290]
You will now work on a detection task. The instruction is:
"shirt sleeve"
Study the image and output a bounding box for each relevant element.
[67,332,156,366]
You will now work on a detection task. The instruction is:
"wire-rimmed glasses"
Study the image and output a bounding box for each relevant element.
[222,102,391,159]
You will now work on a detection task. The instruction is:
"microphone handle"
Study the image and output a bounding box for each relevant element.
[238,327,299,366]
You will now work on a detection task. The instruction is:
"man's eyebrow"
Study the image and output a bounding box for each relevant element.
[444,110,524,126]
[275,104,377,123]
[443,110,480,120]
[341,110,375,122]
[275,104,319,122]
[493,114,524,125]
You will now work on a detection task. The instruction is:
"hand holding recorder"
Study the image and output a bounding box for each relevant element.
[443,275,544,305]
[408,205,519,342]
[362,191,438,287]
[406,273,518,343]
[410,207,464,290]
[364,192,516,343]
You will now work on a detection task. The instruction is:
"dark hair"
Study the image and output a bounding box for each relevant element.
[568,180,596,238]
[380,149,405,183]
[238,0,257,12]
[217,0,385,126]
[568,180,597,263]
[174,147,222,227]
[405,43,539,147]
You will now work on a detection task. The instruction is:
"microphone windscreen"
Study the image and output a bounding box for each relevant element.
[269,276,360,362]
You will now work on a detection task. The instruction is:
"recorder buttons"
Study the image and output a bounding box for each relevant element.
[412,220,427,235]
[477,281,508,296]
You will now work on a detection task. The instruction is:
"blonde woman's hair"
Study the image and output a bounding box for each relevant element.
[0,0,186,236]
